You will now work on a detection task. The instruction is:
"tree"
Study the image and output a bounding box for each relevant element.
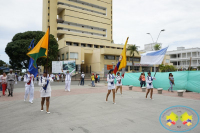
[5,31,58,70]
[159,64,176,72]
[127,44,139,69]
[197,66,200,70]
[0,60,7,66]
[154,44,161,50]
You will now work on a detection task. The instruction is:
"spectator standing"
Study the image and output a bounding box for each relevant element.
[95,74,98,83]
[140,73,146,87]
[91,74,95,87]
[1,73,7,96]
[80,72,85,85]
[168,73,175,92]
[98,74,100,83]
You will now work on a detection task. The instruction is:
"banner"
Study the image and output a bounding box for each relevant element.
[52,60,76,74]
[122,71,200,93]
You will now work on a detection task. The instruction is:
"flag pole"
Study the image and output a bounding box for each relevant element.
[46,26,50,75]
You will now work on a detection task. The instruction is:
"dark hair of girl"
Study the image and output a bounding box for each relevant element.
[169,73,172,77]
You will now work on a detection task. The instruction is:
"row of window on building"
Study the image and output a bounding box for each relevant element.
[104,55,140,62]
[66,42,123,49]
[59,52,78,60]
[59,53,140,62]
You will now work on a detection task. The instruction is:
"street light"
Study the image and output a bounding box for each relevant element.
[146,29,165,72]
[146,33,154,43]
[156,29,165,43]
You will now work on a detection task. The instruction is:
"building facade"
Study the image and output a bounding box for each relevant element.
[42,0,171,76]
[144,43,162,51]
[167,47,200,70]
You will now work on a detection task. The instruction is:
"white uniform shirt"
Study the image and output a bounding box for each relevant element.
[146,76,156,89]
[64,69,75,81]
[81,74,85,78]
[116,75,123,86]
[107,74,115,90]
[39,76,53,94]
[25,74,34,87]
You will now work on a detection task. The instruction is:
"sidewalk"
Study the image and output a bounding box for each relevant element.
[0,83,199,133]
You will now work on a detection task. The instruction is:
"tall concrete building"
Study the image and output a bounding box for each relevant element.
[42,0,171,76]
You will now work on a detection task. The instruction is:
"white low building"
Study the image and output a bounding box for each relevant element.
[167,47,200,69]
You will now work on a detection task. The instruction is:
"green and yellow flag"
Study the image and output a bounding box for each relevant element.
[27,28,49,67]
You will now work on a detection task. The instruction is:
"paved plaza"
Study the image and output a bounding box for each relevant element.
[0,81,199,133]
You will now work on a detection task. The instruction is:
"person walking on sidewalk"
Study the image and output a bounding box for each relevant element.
[63,69,75,92]
[80,72,85,85]
[146,72,156,100]
[7,69,17,97]
[39,72,53,114]
[1,73,7,96]
[24,71,34,103]
[106,69,116,104]
[168,73,175,92]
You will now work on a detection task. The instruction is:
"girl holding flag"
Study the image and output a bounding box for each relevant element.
[24,70,34,103]
[106,69,116,104]
[39,72,53,114]
[146,72,156,100]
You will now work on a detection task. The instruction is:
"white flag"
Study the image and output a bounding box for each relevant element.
[140,46,168,65]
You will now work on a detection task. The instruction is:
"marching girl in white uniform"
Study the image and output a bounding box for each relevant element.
[146,72,156,100]
[24,71,34,103]
[106,69,116,104]
[39,72,53,114]
[115,72,124,95]
[62,69,75,92]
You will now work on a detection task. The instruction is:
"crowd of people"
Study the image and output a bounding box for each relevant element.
[0,68,175,113]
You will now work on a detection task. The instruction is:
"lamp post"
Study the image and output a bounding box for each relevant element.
[146,33,154,50]
[146,29,165,72]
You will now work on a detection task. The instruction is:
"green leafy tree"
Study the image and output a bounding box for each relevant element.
[159,64,176,72]
[127,44,139,69]
[5,31,58,70]
[197,66,200,70]
[0,60,7,66]
[154,44,161,50]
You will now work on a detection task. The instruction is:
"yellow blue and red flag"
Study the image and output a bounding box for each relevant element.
[113,37,129,75]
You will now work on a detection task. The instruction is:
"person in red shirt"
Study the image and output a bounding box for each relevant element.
[140,73,146,87]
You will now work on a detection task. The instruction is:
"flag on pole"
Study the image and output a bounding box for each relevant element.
[113,37,129,75]
[140,46,169,65]
[28,39,38,77]
[27,28,49,68]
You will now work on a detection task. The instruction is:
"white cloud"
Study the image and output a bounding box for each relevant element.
[113,0,200,51]
[0,0,42,63]
[0,0,199,63]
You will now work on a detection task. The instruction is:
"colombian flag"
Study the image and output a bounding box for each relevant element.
[113,37,129,75]
[27,28,49,68]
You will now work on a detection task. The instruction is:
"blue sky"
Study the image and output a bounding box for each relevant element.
[0,0,200,63]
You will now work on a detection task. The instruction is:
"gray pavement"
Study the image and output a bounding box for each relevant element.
[0,81,199,133]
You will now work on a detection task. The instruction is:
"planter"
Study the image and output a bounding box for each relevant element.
[142,87,146,92]
[177,90,184,97]
[157,88,163,94]
[129,85,133,90]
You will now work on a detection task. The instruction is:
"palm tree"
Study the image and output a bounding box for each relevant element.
[154,44,161,50]
[127,44,139,69]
